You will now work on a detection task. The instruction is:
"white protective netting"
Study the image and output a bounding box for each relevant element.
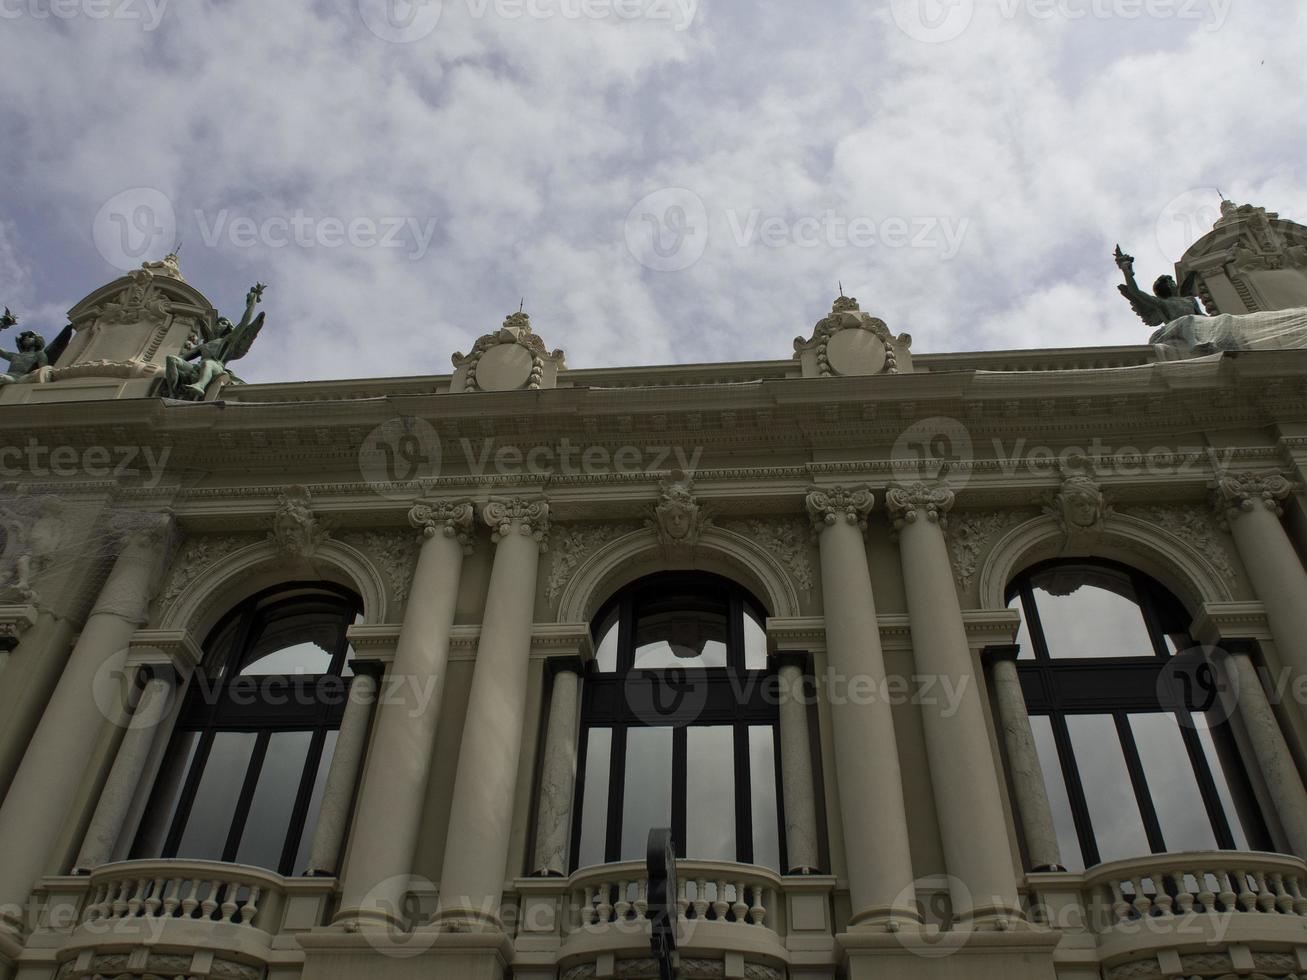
[1151,307,1307,361]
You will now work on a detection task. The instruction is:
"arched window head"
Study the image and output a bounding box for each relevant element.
[572,573,784,872]
[1005,560,1267,871]
[133,584,363,876]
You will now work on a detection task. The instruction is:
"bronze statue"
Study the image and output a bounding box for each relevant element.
[0,310,56,385]
[162,283,267,399]
[1114,246,1204,326]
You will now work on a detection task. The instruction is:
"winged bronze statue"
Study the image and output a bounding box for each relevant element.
[162,283,267,399]
[1114,245,1204,327]
[0,308,73,385]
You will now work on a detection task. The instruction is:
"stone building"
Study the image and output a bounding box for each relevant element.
[1,200,1307,980]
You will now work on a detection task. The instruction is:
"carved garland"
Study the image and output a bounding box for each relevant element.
[338,529,419,602]
[546,522,640,604]
[719,517,814,592]
[159,534,262,608]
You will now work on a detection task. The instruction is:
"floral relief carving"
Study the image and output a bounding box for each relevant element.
[160,533,261,607]
[339,529,419,602]
[1119,504,1239,584]
[947,510,1028,592]
[720,517,814,592]
[546,522,640,605]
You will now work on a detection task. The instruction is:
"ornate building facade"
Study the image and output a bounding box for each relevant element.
[2,201,1307,980]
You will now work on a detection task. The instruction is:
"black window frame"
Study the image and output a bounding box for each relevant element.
[1006,558,1268,868]
[133,582,363,876]
[568,572,787,872]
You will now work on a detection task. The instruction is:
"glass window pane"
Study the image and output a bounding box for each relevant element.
[594,610,619,673]
[749,726,780,871]
[1065,714,1151,863]
[175,732,258,861]
[240,610,342,675]
[236,731,314,871]
[293,730,339,875]
[621,727,672,860]
[686,727,735,861]
[1029,567,1153,659]
[1191,723,1250,850]
[634,596,728,669]
[134,731,201,858]
[240,640,334,676]
[1128,713,1219,852]
[743,605,768,670]
[1009,593,1035,659]
[576,728,612,869]
[1028,716,1084,872]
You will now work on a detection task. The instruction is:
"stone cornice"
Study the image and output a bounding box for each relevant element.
[0,604,38,641]
[125,628,202,672]
[1190,601,1273,644]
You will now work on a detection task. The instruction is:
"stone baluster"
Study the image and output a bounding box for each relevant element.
[303,660,383,876]
[804,486,919,930]
[886,484,1024,927]
[72,664,180,874]
[531,659,584,877]
[774,654,820,874]
[0,514,173,925]
[1214,472,1307,713]
[334,500,475,927]
[437,497,550,928]
[983,645,1065,872]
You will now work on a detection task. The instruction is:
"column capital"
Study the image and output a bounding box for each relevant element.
[980,643,1022,667]
[804,485,874,533]
[109,509,176,552]
[884,483,955,530]
[1213,470,1295,521]
[482,496,550,549]
[409,498,477,553]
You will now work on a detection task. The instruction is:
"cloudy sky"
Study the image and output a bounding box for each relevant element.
[0,0,1303,383]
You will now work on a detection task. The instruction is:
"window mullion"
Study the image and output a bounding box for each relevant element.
[223,730,271,863]
[1115,713,1167,853]
[161,729,216,859]
[672,726,687,860]
[1049,712,1101,868]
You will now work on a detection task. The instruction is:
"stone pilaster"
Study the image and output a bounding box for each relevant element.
[804,486,918,930]
[334,500,474,927]
[531,659,583,877]
[0,513,174,925]
[775,653,820,874]
[1214,471,1307,713]
[438,497,550,928]
[983,646,1064,873]
[886,484,1023,927]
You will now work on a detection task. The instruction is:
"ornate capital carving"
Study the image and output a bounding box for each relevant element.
[793,295,913,378]
[805,485,875,533]
[885,483,955,530]
[452,310,566,393]
[408,499,477,554]
[482,497,550,549]
[1213,470,1295,521]
[269,486,327,558]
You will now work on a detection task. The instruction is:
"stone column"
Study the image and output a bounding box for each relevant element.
[438,497,549,927]
[71,665,178,874]
[775,654,820,874]
[983,646,1063,873]
[1223,641,1307,857]
[1215,472,1307,698]
[0,606,67,802]
[804,486,918,930]
[530,659,582,877]
[334,501,475,927]
[886,485,1024,927]
[304,660,382,877]
[0,514,172,921]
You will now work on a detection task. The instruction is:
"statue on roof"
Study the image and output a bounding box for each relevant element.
[1114,245,1205,326]
[0,308,72,385]
[161,282,267,399]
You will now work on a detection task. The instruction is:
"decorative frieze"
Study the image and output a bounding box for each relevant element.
[1107,949,1297,980]
[804,485,874,532]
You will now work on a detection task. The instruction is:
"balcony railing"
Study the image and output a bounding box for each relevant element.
[81,859,288,931]
[569,860,780,931]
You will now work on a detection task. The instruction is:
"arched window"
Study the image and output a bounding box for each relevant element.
[1006,560,1267,870]
[132,584,362,876]
[570,572,784,872]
